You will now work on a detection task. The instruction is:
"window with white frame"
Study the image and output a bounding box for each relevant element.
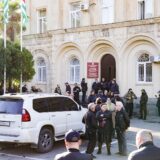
[37,9,47,33]
[138,0,153,20]
[69,58,80,83]
[137,53,152,83]
[101,0,114,24]
[37,58,46,82]
[70,2,81,28]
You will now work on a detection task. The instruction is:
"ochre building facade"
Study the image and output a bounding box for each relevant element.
[24,0,160,98]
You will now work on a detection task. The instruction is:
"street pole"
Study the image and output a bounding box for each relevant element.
[3,23,6,94]
[20,8,23,93]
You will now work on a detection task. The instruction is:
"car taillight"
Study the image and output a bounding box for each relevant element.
[22,109,31,122]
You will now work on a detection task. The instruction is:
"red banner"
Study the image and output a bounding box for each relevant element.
[87,62,99,78]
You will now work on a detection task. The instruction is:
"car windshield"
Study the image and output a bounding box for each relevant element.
[0,98,23,114]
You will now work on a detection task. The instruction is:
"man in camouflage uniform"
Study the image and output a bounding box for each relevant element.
[124,88,137,118]
[140,89,148,120]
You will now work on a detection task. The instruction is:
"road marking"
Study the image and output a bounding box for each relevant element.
[127,143,136,147]
[0,153,46,160]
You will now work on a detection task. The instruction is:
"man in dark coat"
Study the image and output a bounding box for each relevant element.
[139,89,148,120]
[83,103,97,158]
[22,84,28,93]
[73,83,81,104]
[115,96,130,156]
[65,82,71,95]
[54,129,92,160]
[96,104,113,155]
[88,91,96,104]
[92,79,100,94]
[81,78,88,104]
[156,93,160,116]
[128,129,160,160]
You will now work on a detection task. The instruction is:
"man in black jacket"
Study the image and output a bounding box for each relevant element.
[54,129,92,160]
[81,78,88,104]
[83,103,97,158]
[128,129,160,160]
[115,96,130,156]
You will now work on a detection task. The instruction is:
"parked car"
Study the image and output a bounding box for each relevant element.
[0,93,87,153]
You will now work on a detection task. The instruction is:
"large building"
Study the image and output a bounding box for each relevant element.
[24,0,160,98]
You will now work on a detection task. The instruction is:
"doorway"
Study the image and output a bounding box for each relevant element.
[101,54,116,82]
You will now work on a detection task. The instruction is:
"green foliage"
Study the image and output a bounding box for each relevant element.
[0,39,35,85]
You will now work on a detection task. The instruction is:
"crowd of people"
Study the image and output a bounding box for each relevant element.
[53,78,160,159]
[53,77,160,160]
[54,77,160,120]
[81,96,130,158]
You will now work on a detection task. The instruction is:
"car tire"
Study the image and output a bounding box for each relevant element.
[37,128,54,153]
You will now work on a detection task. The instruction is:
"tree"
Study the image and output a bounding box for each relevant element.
[0,39,35,89]
[0,0,25,42]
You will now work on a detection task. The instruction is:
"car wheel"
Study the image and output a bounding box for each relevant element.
[37,128,54,153]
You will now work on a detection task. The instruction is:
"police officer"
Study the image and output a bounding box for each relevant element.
[54,129,92,160]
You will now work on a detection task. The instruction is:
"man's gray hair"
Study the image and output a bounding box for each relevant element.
[136,129,153,143]
[88,103,95,110]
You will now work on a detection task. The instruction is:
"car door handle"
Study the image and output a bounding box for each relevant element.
[67,114,71,116]
[51,115,56,117]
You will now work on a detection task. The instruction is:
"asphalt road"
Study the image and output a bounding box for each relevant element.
[0,118,160,160]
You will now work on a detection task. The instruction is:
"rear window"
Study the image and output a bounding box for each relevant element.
[0,98,23,114]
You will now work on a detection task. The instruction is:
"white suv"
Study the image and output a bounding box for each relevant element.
[0,93,87,153]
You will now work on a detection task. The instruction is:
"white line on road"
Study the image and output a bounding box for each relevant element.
[0,153,46,160]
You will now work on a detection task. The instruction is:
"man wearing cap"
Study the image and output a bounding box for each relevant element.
[128,129,160,160]
[54,129,92,160]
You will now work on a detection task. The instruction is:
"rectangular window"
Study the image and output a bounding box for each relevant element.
[146,63,152,82]
[70,2,81,28]
[138,63,144,81]
[101,0,114,24]
[137,62,152,83]
[0,98,23,114]
[138,0,153,20]
[37,9,47,33]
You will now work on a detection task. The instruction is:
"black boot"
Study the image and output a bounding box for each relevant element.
[97,143,102,154]
[107,144,111,155]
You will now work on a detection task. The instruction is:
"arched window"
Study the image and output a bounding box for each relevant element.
[137,53,152,82]
[70,58,80,83]
[37,57,46,82]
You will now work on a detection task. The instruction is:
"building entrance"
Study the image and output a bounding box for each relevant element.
[101,54,116,82]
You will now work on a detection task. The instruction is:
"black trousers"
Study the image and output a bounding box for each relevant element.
[86,131,97,154]
[116,130,127,155]
[82,91,86,103]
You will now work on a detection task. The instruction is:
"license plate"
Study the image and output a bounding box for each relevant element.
[0,121,10,126]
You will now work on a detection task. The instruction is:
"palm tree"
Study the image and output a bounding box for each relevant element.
[0,0,22,42]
